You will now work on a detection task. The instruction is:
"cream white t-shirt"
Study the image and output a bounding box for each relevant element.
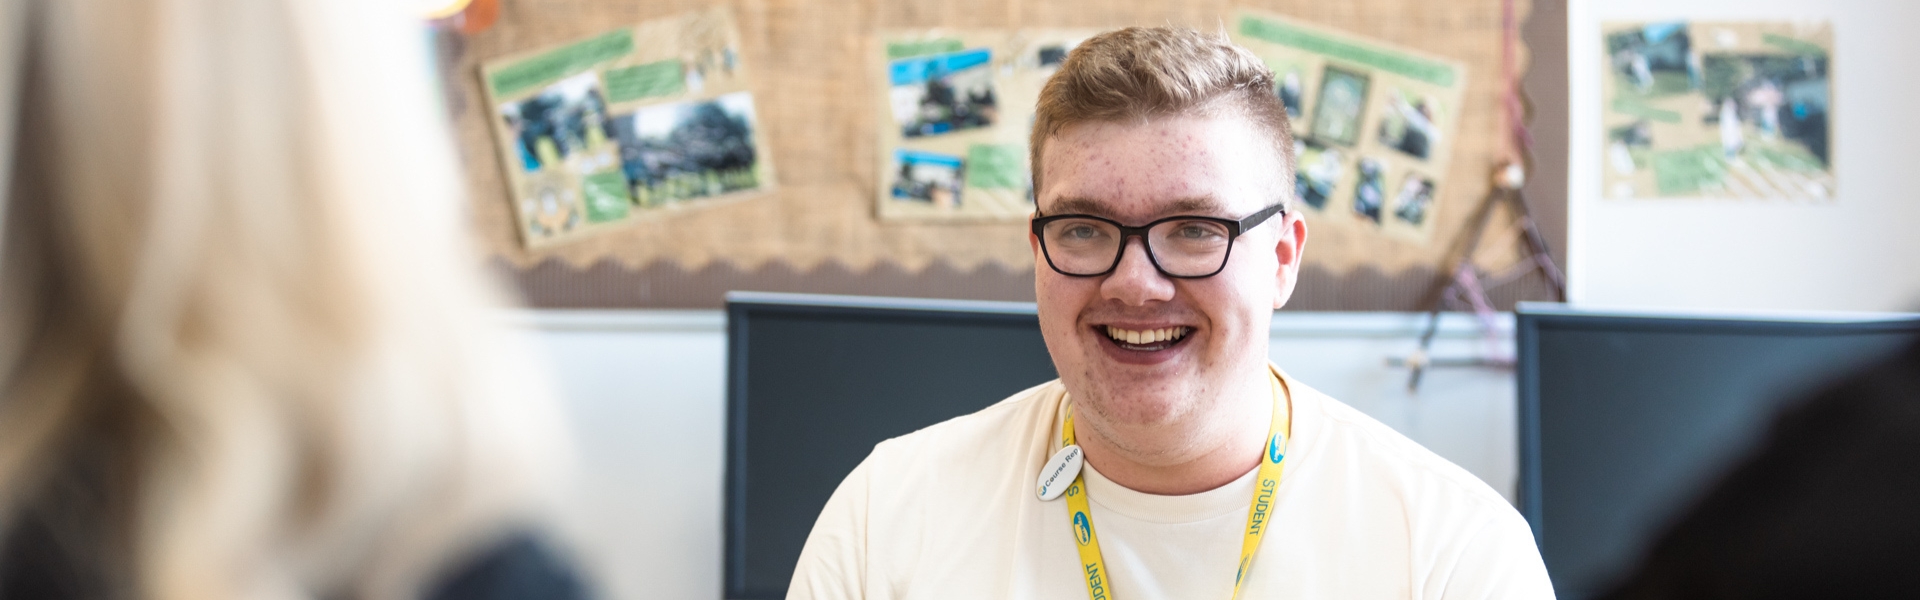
[789,368,1554,599]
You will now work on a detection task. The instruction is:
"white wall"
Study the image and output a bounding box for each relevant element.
[1567,0,1920,312]
[511,309,1519,600]
[524,311,729,600]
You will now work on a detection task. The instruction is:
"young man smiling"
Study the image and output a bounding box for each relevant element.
[790,27,1553,600]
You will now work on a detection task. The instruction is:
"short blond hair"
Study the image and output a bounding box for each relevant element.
[1030,27,1297,204]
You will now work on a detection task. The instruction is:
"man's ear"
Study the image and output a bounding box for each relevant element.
[1028,213,1042,257]
[1273,214,1308,309]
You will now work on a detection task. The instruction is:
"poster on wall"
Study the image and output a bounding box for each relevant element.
[1598,21,1834,200]
[1233,10,1469,243]
[873,29,1100,222]
[480,8,772,249]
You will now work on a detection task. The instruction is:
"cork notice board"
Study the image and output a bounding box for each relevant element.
[445,0,1552,310]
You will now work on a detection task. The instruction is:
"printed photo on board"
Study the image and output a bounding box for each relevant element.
[1038,45,1069,67]
[890,48,999,138]
[1310,65,1370,147]
[891,149,966,209]
[1352,157,1386,223]
[498,72,615,174]
[1606,120,1653,176]
[1295,140,1343,211]
[1699,52,1829,165]
[1599,21,1833,199]
[523,174,583,237]
[680,45,740,94]
[1377,89,1441,160]
[1277,69,1305,119]
[1391,173,1436,226]
[607,91,761,208]
[1607,23,1696,97]
[1015,38,1087,73]
[1016,39,1084,73]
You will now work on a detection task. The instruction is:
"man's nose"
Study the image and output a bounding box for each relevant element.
[1100,237,1176,306]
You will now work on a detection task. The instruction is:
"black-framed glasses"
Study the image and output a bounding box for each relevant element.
[1030,203,1286,278]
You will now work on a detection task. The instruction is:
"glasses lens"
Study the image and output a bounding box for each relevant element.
[1148,219,1232,276]
[1041,218,1121,275]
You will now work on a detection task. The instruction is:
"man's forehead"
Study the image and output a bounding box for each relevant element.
[1036,113,1284,221]
[1044,196,1231,219]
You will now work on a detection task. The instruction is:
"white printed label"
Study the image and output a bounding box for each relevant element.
[1036,444,1085,501]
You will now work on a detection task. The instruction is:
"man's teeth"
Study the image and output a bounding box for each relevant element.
[1104,326,1190,345]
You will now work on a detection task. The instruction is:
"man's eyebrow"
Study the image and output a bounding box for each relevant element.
[1162,197,1227,215]
[1043,196,1229,218]
[1046,197,1108,216]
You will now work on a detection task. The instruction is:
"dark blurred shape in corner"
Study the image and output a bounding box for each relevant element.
[1600,341,1920,599]
[0,0,588,599]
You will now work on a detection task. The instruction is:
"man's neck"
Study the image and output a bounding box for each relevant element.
[1072,370,1275,496]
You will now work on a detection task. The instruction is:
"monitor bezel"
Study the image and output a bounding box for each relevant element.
[723,291,1041,599]
[1513,302,1920,543]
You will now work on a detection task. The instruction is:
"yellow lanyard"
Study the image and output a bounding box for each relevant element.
[1059,371,1291,600]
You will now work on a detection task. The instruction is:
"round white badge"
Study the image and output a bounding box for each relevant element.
[1036,444,1085,501]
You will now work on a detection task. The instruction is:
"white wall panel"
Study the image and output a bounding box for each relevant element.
[1567,0,1920,311]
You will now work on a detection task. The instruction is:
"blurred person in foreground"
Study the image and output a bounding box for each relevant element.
[1600,340,1920,599]
[0,0,586,599]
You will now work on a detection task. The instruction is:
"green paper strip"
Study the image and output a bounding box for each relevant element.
[582,170,633,222]
[1610,96,1683,123]
[887,38,966,60]
[965,144,1027,190]
[490,30,635,97]
[1762,33,1826,57]
[1237,15,1457,87]
[606,60,686,103]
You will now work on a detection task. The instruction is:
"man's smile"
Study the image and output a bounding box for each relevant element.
[1090,323,1198,367]
[1098,325,1195,351]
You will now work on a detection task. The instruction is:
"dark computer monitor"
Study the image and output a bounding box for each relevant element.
[724,292,1058,599]
[1516,303,1920,599]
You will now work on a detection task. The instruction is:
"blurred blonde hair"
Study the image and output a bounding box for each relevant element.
[1029,26,1297,202]
[0,0,569,599]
